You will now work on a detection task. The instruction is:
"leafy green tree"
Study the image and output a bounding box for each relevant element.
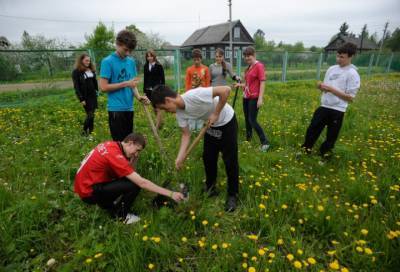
[253,29,266,50]
[385,28,400,51]
[84,22,115,50]
[339,22,349,36]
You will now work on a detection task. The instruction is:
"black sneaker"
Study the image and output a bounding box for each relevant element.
[225,195,238,212]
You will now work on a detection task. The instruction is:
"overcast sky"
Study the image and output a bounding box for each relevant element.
[0,0,399,47]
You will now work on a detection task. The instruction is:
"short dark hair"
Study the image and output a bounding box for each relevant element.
[123,133,146,148]
[192,48,202,59]
[116,30,137,50]
[337,42,357,57]
[243,46,256,56]
[151,85,177,107]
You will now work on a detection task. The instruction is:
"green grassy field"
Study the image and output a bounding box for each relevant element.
[0,74,399,271]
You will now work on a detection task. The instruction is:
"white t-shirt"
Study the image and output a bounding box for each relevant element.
[176,87,234,128]
[85,71,94,78]
[321,64,360,112]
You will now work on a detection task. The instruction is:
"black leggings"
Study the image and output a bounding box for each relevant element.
[83,106,95,134]
[82,178,141,218]
[243,98,268,145]
[302,107,344,155]
[203,115,239,196]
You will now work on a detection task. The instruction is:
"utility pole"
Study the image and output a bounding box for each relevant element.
[375,21,389,66]
[228,0,233,64]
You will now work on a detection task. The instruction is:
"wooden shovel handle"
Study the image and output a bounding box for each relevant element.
[182,125,208,162]
[143,104,165,155]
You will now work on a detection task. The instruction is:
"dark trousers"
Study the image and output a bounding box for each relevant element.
[83,106,95,134]
[82,178,141,218]
[243,98,268,145]
[108,111,134,141]
[302,106,344,155]
[203,115,239,196]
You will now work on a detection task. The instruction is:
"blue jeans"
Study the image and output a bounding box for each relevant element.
[243,98,268,145]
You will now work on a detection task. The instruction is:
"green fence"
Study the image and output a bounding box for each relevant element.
[0,48,399,91]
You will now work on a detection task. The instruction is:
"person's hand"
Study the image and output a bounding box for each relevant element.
[207,112,219,127]
[175,157,184,170]
[171,192,185,202]
[81,101,86,106]
[139,96,150,105]
[234,82,244,88]
[257,97,263,108]
[125,78,139,89]
[319,83,331,92]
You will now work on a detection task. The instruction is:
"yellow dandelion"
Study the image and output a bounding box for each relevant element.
[258,249,266,256]
[248,267,256,272]
[212,244,218,250]
[329,260,340,270]
[293,260,302,269]
[181,237,188,243]
[364,248,373,255]
[307,257,316,265]
[148,263,155,270]
[277,238,284,245]
[361,229,368,235]
[287,254,294,261]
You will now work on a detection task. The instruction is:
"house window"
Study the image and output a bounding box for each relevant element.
[210,47,215,59]
[234,47,239,58]
[234,27,240,39]
[225,47,231,58]
[202,47,206,59]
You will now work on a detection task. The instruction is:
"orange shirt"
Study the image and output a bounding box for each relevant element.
[185,64,210,91]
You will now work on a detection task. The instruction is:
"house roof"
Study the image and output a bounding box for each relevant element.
[181,20,253,47]
[325,34,378,50]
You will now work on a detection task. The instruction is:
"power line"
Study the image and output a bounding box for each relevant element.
[0,14,219,24]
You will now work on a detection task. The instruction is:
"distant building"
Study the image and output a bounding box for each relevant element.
[325,34,378,53]
[181,20,255,59]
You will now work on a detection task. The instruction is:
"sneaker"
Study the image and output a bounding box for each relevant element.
[260,144,270,152]
[225,195,238,212]
[123,213,140,225]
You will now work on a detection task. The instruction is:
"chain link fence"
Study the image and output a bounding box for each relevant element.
[1,48,399,91]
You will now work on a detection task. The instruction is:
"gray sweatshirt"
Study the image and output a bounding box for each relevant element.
[209,62,235,86]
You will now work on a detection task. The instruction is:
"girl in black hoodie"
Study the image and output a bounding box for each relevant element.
[143,49,165,129]
[72,53,98,135]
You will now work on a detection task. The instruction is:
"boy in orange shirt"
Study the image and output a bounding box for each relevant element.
[185,49,211,91]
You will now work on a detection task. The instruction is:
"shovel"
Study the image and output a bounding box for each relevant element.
[152,125,208,208]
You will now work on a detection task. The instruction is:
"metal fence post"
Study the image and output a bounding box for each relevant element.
[236,48,241,77]
[316,52,323,80]
[282,51,288,82]
[174,49,181,91]
[367,53,375,76]
[88,48,96,67]
[386,53,394,73]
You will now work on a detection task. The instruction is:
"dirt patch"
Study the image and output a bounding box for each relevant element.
[0,80,72,92]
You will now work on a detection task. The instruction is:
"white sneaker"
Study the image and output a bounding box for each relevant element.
[260,144,270,152]
[124,213,140,225]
